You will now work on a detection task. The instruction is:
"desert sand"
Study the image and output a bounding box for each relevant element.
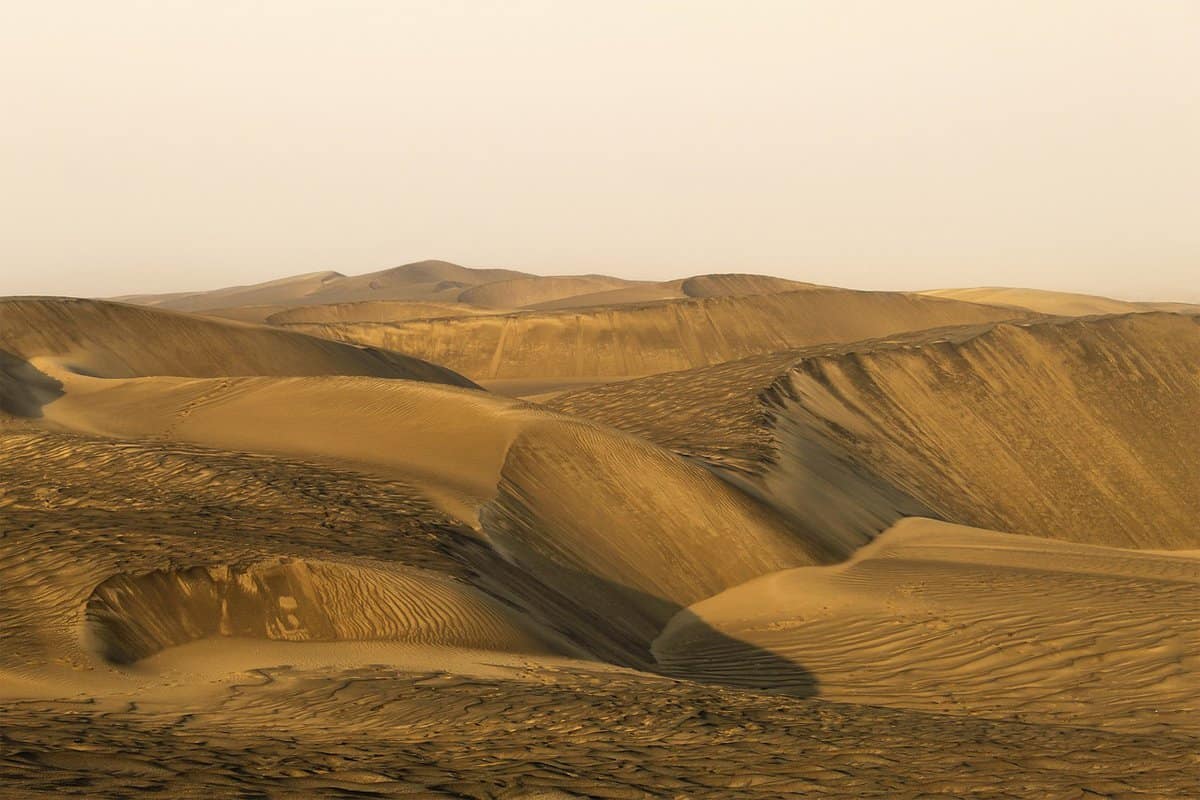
[2,266,1198,798]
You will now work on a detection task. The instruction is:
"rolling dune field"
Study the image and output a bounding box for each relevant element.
[2,269,1198,797]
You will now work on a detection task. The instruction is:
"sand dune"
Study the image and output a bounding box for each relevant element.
[281,288,1029,382]
[529,273,822,310]
[112,260,531,311]
[29,367,817,660]
[554,312,1200,551]
[4,280,1198,797]
[923,285,1200,315]
[87,558,562,664]
[656,517,1200,734]
[265,299,495,324]
[0,297,474,387]
[456,274,642,308]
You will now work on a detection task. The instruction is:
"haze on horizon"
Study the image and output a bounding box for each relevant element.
[2,1,1197,302]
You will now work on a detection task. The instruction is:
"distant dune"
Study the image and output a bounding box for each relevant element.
[0,297,474,387]
[529,273,821,310]
[456,274,641,308]
[553,312,1200,550]
[266,300,498,325]
[112,260,532,311]
[922,286,1200,316]
[280,289,1029,383]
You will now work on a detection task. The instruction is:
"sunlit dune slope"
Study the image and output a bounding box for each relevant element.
[279,288,1029,382]
[553,312,1200,550]
[0,297,474,387]
[655,517,1200,734]
[86,558,560,664]
[31,372,818,657]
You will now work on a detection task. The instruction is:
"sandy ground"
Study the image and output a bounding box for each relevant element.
[2,290,1198,797]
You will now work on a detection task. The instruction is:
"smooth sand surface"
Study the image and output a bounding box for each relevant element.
[923,285,1200,315]
[2,281,1197,797]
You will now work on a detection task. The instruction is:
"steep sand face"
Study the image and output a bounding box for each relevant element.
[782,313,1200,548]
[655,518,1200,734]
[923,286,1200,316]
[281,289,1029,381]
[0,297,474,387]
[555,313,1200,551]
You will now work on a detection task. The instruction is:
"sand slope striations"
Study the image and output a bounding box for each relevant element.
[280,288,1030,383]
[554,312,1200,551]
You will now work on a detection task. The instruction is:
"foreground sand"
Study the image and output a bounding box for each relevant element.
[2,292,1198,797]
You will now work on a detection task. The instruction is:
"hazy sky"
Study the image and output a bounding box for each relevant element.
[2,1,1197,301]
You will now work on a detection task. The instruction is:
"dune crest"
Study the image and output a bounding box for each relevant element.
[553,312,1200,551]
[0,297,475,387]
[282,288,1029,382]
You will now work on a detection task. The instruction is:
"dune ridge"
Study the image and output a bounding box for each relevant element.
[553,311,1200,551]
[0,297,475,388]
[280,288,1030,382]
[4,278,1199,797]
[111,260,531,311]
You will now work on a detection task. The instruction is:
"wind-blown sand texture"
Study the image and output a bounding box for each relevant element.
[278,288,1030,383]
[2,272,1198,797]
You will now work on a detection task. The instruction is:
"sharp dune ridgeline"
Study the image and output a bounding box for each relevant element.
[3,265,1199,797]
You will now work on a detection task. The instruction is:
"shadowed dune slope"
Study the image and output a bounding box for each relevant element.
[554,312,1200,550]
[923,286,1200,316]
[281,289,1029,381]
[0,297,474,387]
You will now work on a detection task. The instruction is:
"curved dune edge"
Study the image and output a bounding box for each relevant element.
[552,311,1200,552]
[37,369,817,663]
[0,297,476,388]
[653,517,1200,734]
[85,558,567,665]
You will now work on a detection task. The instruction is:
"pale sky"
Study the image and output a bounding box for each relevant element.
[2,1,1197,301]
